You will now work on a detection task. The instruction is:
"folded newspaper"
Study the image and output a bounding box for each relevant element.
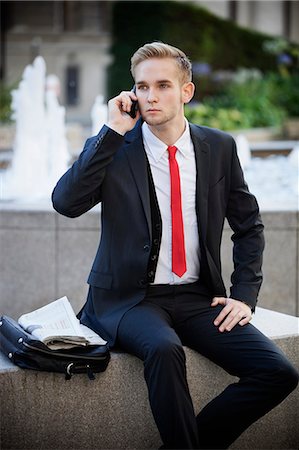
[18,296,107,350]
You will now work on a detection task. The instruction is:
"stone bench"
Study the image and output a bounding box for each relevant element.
[0,307,298,450]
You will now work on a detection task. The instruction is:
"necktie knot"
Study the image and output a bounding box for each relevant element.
[167,145,177,160]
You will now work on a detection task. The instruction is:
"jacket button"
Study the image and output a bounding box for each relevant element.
[143,244,150,252]
[138,278,146,287]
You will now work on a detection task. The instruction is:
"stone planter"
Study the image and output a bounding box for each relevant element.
[230,126,283,142]
[284,117,299,139]
[0,123,15,151]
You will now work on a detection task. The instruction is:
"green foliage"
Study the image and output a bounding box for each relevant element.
[185,73,290,130]
[108,1,279,98]
[263,38,299,76]
[185,104,245,131]
[162,2,276,71]
[266,74,299,117]
[0,83,13,123]
[107,1,299,129]
[224,75,287,127]
[107,1,166,97]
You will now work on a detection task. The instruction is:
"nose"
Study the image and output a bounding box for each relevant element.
[147,88,158,104]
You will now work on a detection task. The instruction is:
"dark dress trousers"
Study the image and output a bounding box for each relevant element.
[52,121,298,449]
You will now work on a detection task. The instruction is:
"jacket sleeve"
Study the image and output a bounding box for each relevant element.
[226,140,265,310]
[52,125,124,218]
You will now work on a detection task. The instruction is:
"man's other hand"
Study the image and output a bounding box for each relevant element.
[211,297,252,332]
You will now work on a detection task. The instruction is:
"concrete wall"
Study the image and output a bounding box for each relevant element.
[0,204,298,319]
[221,210,299,316]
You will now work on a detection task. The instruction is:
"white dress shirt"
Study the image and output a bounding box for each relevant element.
[142,120,200,285]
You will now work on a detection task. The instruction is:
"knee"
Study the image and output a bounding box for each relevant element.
[282,361,299,394]
[145,338,185,369]
[264,356,299,397]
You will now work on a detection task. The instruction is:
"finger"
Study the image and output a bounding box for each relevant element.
[219,309,247,332]
[123,90,138,104]
[120,98,131,113]
[211,297,226,306]
[129,90,138,100]
[239,315,252,326]
[213,303,233,326]
[220,304,252,331]
[123,96,138,115]
[114,92,134,113]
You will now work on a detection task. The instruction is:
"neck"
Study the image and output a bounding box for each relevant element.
[148,117,186,146]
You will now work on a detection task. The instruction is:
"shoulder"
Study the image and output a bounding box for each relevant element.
[189,123,235,147]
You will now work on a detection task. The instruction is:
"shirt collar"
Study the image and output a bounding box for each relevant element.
[142,119,191,163]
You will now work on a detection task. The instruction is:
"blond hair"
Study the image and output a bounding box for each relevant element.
[131,42,192,83]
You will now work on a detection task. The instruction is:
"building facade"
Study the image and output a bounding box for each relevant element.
[196,0,299,43]
[1,1,112,124]
[1,1,298,124]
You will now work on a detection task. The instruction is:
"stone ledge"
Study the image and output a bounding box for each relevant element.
[0,308,298,450]
[0,203,298,230]
[1,206,298,318]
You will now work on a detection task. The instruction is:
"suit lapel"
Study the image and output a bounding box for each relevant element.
[190,123,210,242]
[123,122,211,244]
[124,123,152,240]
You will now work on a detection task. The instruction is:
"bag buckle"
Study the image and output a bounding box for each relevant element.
[65,362,96,381]
[65,362,74,380]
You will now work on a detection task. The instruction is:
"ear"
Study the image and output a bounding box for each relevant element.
[182,82,195,104]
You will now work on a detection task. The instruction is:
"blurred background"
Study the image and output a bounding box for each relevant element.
[0,0,298,130]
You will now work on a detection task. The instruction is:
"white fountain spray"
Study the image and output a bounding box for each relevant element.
[91,94,108,137]
[1,56,69,201]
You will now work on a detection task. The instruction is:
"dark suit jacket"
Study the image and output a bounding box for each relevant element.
[52,121,264,345]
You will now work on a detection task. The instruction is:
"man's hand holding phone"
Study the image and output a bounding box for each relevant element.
[107,87,139,136]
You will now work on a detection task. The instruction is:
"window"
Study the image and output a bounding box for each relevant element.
[66,66,79,106]
[63,1,82,31]
[229,0,238,22]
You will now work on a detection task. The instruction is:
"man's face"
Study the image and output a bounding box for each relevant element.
[134,57,193,128]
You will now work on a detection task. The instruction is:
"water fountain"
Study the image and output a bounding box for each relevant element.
[91,95,108,136]
[0,56,69,201]
[235,134,298,211]
[235,134,252,170]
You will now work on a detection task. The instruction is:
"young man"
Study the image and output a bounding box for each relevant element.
[52,42,298,449]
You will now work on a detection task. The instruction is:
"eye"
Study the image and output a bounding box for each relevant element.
[160,83,170,89]
[137,85,148,91]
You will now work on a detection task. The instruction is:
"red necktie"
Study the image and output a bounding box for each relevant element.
[167,146,187,277]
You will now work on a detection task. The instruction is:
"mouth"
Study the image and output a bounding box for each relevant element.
[147,108,161,113]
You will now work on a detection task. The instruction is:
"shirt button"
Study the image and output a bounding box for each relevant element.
[143,244,150,252]
[155,223,161,230]
[138,279,146,287]
[153,239,159,246]
[148,271,154,278]
[151,254,157,261]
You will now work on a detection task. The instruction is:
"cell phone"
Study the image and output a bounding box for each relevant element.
[128,85,138,119]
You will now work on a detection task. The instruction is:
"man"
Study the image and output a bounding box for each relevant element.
[52,42,298,449]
